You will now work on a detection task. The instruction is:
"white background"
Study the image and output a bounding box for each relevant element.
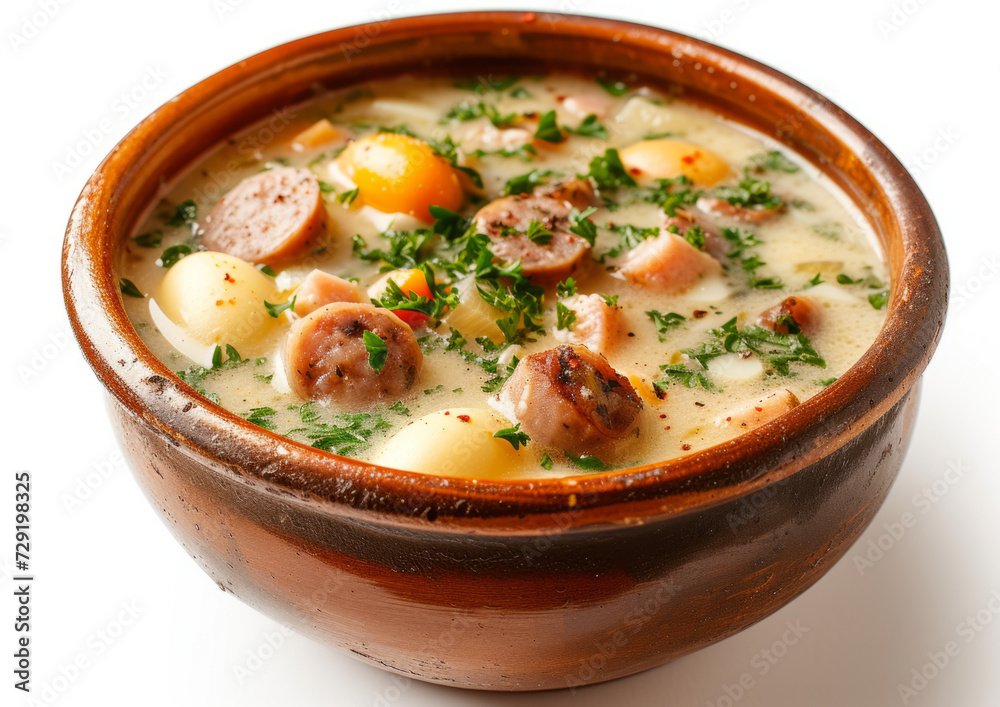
[2,0,998,705]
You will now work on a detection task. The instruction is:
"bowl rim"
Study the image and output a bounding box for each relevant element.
[62,10,948,533]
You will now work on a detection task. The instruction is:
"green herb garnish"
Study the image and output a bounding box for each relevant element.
[494,423,530,450]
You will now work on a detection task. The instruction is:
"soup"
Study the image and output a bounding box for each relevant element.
[118,73,888,478]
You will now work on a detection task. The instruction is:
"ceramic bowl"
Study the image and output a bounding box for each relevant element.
[62,11,947,691]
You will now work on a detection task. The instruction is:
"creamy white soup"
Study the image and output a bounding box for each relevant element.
[118,73,888,478]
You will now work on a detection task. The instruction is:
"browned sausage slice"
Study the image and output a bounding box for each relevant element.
[284,303,422,406]
[756,295,819,334]
[695,195,783,224]
[202,167,326,265]
[491,344,642,453]
[535,178,597,210]
[473,190,592,282]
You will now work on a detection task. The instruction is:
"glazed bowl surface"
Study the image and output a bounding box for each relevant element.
[62,11,947,691]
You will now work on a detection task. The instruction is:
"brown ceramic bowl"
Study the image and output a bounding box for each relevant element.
[62,11,947,691]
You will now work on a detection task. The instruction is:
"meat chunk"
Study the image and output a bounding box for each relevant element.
[554,294,623,356]
[473,184,595,282]
[490,345,642,453]
[714,389,800,430]
[696,195,783,224]
[284,303,422,406]
[617,227,723,293]
[202,167,326,265]
[561,92,615,120]
[535,178,597,211]
[665,209,728,262]
[756,296,819,334]
[292,270,364,318]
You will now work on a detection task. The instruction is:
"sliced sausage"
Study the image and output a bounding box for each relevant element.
[202,166,326,265]
[713,389,799,431]
[554,293,623,356]
[535,178,597,211]
[757,296,819,334]
[617,228,723,293]
[695,195,783,224]
[292,270,364,318]
[473,190,592,282]
[490,344,642,453]
[284,303,422,406]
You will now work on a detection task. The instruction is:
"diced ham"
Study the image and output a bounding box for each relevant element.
[292,270,364,317]
[554,293,622,356]
[756,296,819,334]
[696,195,783,224]
[714,389,800,430]
[617,228,723,293]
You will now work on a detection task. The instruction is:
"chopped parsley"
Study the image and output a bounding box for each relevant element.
[646,310,686,342]
[712,170,782,210]
[352,229,436,270]
[656,363,716,391]
[749,150,800,173]
[603,223,658,259]
[584,148,637,191]
[428,204,471,241]
[599,293,619,307]
[287,403,392,455]
[494,423,530,450]
[566,114,608,140]
[470,143,537,161]
[817,377,838,386]
[540,453,554,470]
[566,453,610,471]
[444,101,516,127]
[556,302,577,330]
[509,86,533,99]
[259,265,277,277]
[428,135,484,189]
[167,200,198,228]
[389,401,411,415]
[869,290,890,310]
[336,187,359,205]
[533,110,564,143]
[836,271,885,289]
[805,273,825,288]
[568,206,599,246]
[119,278,144,298]
[243,406,278,431]
[642,175,700,216]
[683,316,825,376]
[721,227,784,289]
[362,330,388,373]
[158,244,192,268]
[556,277,578,298]
[596,77,629,96]
[503,169,556,196]
[264,295,296,318]
[525,220,554,245]
[132,230,162,248]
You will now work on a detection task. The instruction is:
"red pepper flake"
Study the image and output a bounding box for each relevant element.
[522,11,536,21]
[664,425,671,430]
[755,406,763,412]
[681,443,692,451]
[628,167,643,176]
[224,273,235,283]
[726,416,732,422]
[694,402,705,407]
[555,95,566,103]
[215,300,224,306]
[444,411,450,415]
[457,414,471,423]
[659,413,667,419]
[693,310,708,319]
[681,150,701,166]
